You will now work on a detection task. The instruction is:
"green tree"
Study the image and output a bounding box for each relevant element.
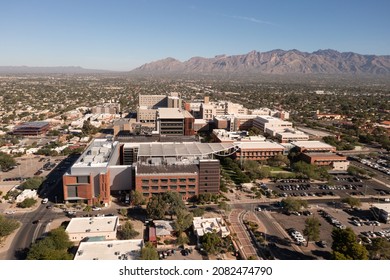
[0,214,20,238]
[130,190,145,206]
[176,232,189,246]
[162,191,186,219]
[267,154,290,167]
[303,216,321,246]
[27,227,73,260]
[146,192,186,220]
[82,120,99,135]
[118,221,139,240]
[281,197,308,212]
[366,238,390,260]
[342,197,362,209]
[17,198,37,208]
[218,201,231,212]
[201,231,221,255]
[191,208,205,217]
[146,195,167,220]
[0,151,16,171]
[141,242,159,260]
[173,209,193,234]
[19,177,44,190]
[119,208,128,219]
[331,227,368,260]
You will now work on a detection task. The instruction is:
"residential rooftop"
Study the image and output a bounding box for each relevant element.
[66,216,119,235]
[74,239,143,260]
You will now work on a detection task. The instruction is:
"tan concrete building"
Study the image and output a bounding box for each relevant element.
[66,216,119,242]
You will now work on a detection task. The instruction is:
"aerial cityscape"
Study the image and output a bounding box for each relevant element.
[0,0,389,262]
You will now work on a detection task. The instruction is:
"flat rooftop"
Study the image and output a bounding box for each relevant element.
[66,216,119,234]
[237,141,285,150]
[14,121,49,129]
[137,164,199,174]
[158,108,184,119]
[74,239,143,260]
[291,141,334,149]
[303,152,347,159]
[73,139,118,167]
[137,142,235,157]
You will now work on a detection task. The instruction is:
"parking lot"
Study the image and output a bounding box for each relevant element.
[0,155,68,182]
[266,175,390,200]
[268,201,390,259]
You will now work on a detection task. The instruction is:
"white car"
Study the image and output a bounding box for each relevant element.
[5,210,16,215]
[92,206,101,211]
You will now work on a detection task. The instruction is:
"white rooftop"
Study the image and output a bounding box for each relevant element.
[73,139,118,168]
[74,239,143,260]
[137,142,236,157]
[157,108,184,119]
[193,217,230,237]
[66,216,119,234]
[237,141,285,150]
[291,141,334,149]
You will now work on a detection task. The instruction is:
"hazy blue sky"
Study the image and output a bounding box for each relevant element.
[1,0,389,70]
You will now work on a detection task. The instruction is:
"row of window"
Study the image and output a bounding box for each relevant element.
[141,178,196,184]
[141,185,196,190]
[142,191,196,197]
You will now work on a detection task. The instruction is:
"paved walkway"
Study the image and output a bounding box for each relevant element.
[228,209,259,260]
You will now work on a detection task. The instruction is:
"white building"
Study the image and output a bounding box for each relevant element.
[16,189,38,203]
[253,116,293,134]
[74,239,143,260]
[193,217,230,238]
[65,216,119,242]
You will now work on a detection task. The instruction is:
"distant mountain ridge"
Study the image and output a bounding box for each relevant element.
[0,66,112,74]
[133,49,390,75]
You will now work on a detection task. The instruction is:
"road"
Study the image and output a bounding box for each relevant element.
[0,155,78,260]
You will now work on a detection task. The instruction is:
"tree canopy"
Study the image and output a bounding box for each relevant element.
[19,176,44,190]
[17,197,37,208]
[0,214,20,238]
[173,209,193,234]
[118,221,139,240]
[201,231,222,255]
[281,197,308,212]
[366,238,390,260]
[27,227,73,260]
[0,151,16,171]
[303,216,321,246]
[331,227,368,260]
[342,197,362,209]
[146,191,186,220]
[141,242,159,260]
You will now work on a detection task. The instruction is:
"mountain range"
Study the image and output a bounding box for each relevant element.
[133,49,390,75]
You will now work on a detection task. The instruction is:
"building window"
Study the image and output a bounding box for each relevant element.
[179,178,186,182]
[141,179,149,184]
[170,185,177,190]
[161,179,168,183]
[151,186,159,190]
[170,178,177,182]
[188,185,196,189]
[142,193,149,197]
[161,186,168,190]
[151,179,159,183]
[142,186,149,190]
[77,176,90,184]
[189,178,196,182]
[179,185,186,189]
